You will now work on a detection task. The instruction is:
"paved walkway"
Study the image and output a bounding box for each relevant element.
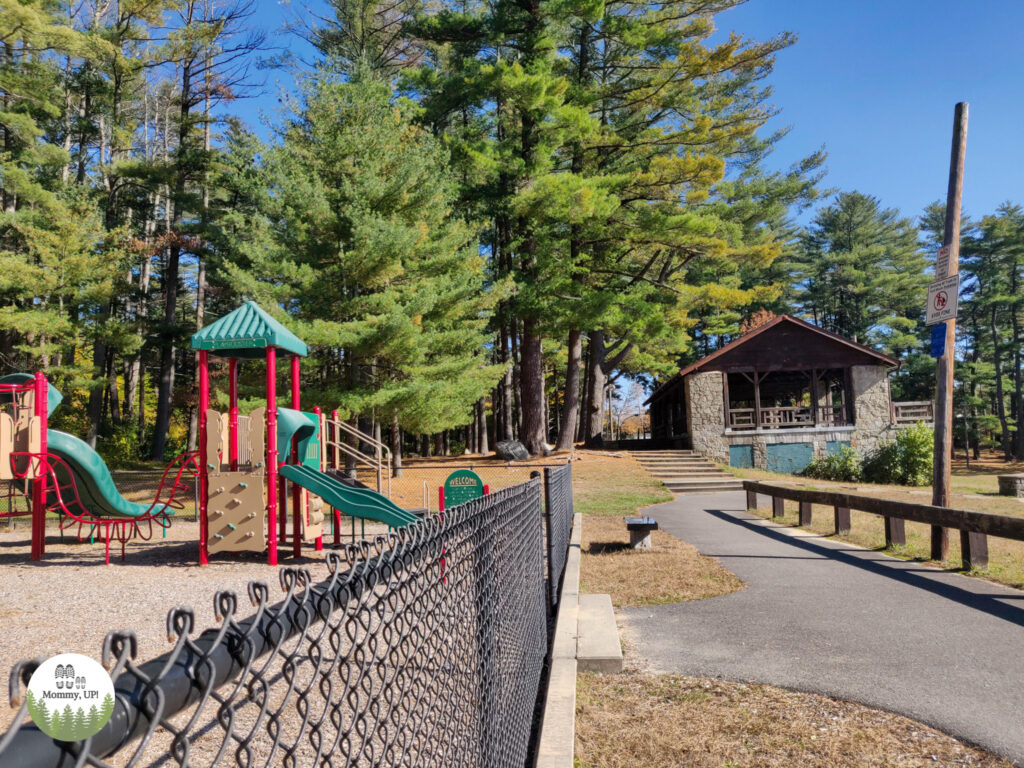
[619,492,1024,765]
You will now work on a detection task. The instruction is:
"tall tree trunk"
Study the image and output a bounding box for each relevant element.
[556,329,582,450]
[151,7,196,460]
[86,303,111,448]
[990,307,1011,460]
[390,418,402,478]
[520,318,546,454]
[584,330,607,447]
[578,334,591,442]
[477,398,489,454]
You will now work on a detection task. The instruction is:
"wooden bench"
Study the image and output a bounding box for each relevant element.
[624,516,658,549]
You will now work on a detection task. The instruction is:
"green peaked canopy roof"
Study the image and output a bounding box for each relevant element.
[191,301,308,359]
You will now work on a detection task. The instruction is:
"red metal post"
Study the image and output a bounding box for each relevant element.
[313,405,323,551]
[30,372,48,561]
[439,486,445,513]
[198,351,210,565]
[228,357,239,471]
[483,485,489,495]
[332,408,341,545]
[266,346,278,566]
[291,355,301,558]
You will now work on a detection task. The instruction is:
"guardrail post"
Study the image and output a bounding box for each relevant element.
[960,530,988,570]
[798,501,812,526]
[745,489,757,511]
[834,505,850,535]
[884,517,906,548]
[771,496,784,519]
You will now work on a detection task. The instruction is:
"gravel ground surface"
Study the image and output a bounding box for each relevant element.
[0,517,390,733]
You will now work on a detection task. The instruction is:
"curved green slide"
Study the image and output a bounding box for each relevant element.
[46,430,158,519]
[278,464,417,529]
[0,373,167,520]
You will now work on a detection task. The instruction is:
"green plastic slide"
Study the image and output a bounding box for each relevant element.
[46,430,162,519]
[278,464,418,529]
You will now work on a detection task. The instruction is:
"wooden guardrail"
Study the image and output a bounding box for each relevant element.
[742,480,1024,570]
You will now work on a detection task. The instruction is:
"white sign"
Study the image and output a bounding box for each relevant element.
[926,274,960,326]
[935,245,952,279]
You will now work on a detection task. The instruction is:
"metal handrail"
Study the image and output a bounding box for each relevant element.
[322,417,392,497]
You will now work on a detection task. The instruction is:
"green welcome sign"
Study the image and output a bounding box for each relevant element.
[443,469,485,509]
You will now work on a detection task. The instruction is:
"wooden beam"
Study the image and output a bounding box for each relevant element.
[810,368,819,427]
[772,496,784,518]
[722,372,731,429]
[834,505,851,535]
[884,517,906,548]
[743,480,1024,545]
[961,530,988,570]
[799,501,813,526]
[753,371,762,430]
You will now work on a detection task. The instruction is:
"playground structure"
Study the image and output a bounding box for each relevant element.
[0,372,198,564]
[192,301,417,566]
[0,302,418,567]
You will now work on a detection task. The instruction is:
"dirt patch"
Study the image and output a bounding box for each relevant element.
[576,671,1011,767]
[580,516,742,606]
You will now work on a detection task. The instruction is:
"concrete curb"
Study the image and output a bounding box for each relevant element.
[535,512,582,768]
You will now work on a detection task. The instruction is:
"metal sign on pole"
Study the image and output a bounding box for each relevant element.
[934,245,952,280]
[925,274,960,326]
[931,102,970,564]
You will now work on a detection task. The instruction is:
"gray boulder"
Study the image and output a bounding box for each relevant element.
[495,439,530,462]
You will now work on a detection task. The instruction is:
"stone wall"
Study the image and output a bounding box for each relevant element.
[685,371,728,462]
[849,364,897,455]
[685,364,898,471]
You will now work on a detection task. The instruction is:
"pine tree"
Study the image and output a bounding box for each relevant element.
[212,73,504,438]
[791,192,927,348]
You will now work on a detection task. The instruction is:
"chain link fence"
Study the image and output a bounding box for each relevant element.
[0,473,576,768]
[543,465,574,615]
[341,460,571,514]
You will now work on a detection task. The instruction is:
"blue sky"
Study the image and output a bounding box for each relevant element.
[715,0,1024,224]
[238,0,1024,225]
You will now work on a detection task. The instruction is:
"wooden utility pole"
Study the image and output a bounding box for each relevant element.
[931,102,968,561]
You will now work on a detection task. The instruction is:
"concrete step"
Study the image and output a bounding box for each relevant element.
[664,480,744,493]
[647,467,723,475]
[648,467,727,475]
[647,473,737,479]
[630,460,712,466]
[629,451,697,457]
[637,460,719,467]
[577,594,623,674]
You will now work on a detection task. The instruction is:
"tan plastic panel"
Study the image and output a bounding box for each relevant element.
[205,409,223,475]
[207,471,266,554]
[0,413,13,480]
[303,494,324,538]
[25,416,42,479]
[248,407,265,474]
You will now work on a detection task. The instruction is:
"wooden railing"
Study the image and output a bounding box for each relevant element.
[728,405,850,430]
[741,480,1024,569]
[892,401,934,424]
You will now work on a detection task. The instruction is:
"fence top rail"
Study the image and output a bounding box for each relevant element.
[742,480,1024,542]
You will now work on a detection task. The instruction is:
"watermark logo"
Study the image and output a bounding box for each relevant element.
[26,654,115,741]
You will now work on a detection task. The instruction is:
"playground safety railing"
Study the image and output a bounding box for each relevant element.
[0,473,577,768]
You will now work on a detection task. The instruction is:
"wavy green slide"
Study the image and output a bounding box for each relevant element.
[46,430,157,519]
[278,464,417,529]
[0,373,167,520]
